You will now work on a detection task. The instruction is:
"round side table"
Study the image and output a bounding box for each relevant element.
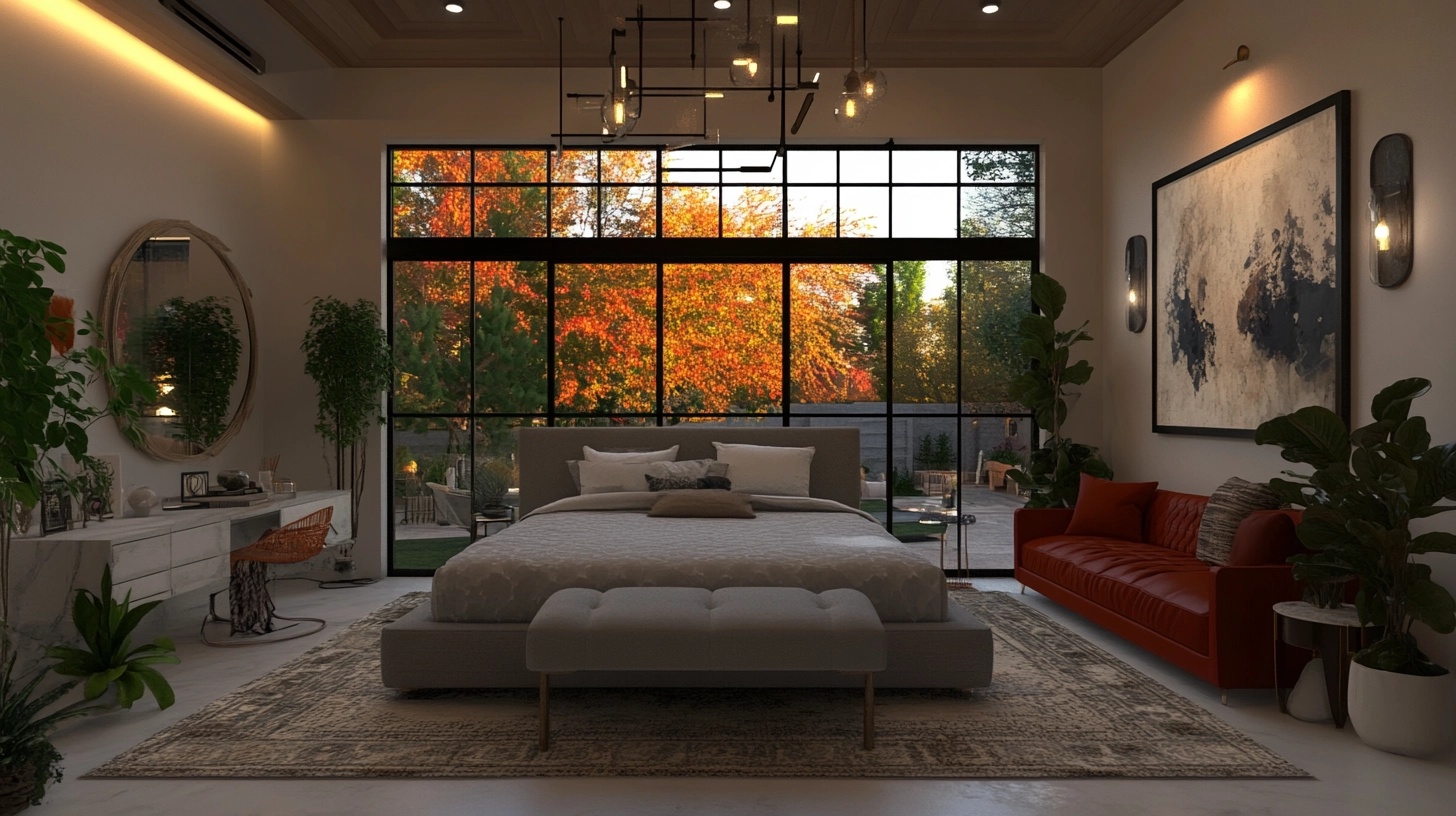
[1273,601,1377,728]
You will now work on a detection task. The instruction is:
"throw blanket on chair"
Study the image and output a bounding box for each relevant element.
[230,560,276,635]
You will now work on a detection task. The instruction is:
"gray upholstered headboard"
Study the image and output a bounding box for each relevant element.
[516,426,861,514]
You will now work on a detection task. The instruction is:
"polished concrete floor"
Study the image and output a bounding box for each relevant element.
[46,577,1456,816]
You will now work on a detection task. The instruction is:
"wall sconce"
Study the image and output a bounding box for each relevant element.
[1125,235,1147,332]
[1369,133,1413,288]
[1222,44,1250,70]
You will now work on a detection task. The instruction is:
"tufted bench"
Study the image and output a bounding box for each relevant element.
[526,586,887,750]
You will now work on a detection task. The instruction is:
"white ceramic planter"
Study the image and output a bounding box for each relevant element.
[1347,661,1455,757]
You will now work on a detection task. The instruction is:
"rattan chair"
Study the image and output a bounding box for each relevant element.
[201,506,333,647]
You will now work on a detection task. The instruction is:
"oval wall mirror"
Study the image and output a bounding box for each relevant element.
[101,219,257,461]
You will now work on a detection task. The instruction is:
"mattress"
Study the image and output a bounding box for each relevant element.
[430,493,948,623]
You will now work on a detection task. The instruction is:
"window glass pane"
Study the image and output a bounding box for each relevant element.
[787,150,837,183]
[665,264,781,413]
[891,187,957,237]
[601,149,657,183]
[723,187,783,237]
[551,149,597,182]
[892,150,958,183]
[960,260,1032,409]
[551,186,598,237]
[960,186,1036,237]
[473,187,545,237]
[601,186,657,237]
[839,187,888,237]
[663,149,719,183]
[555,264,657,413]
[788,187,837,237]
[392,417,471,570]
[474,261,547,413]
[663,186,719,237]
[790,263,885,405]
[892,260,957,404]
[840,150,888,183]
[474,149,546,183]
[961,150,1036,183]
[392,261,470,413]
[392,186,470,237]
[392,149,470,183]
[472,417,526,517]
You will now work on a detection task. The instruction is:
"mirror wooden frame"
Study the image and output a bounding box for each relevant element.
[100,219,258,462]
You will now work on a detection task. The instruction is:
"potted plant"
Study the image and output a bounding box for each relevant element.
[985,447,1024,490]
[472,458,514,518]
[302,297,392,568]
[1255,377,1456,756]
[1006,274,1112,507]
[0,229,158,810]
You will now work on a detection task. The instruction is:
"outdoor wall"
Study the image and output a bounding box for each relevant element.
[1101,0,1456,674]
[0,2,271,516]
[260,65,1106,576]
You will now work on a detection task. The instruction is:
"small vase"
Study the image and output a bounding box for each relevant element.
[1348,661,1455,756]
[127,486,160,517]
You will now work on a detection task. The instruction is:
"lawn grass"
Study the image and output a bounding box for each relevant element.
[394,535,472,571]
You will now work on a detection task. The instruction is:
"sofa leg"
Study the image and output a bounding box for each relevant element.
[1019,584,1026,595]
[1220,689,1229,706]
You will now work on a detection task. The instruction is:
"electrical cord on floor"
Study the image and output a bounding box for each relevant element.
[279,575,378,589]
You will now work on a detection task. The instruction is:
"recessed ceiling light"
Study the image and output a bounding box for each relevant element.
[444,2,464,13]
[714,0,732,9]
[981,2,1000,12]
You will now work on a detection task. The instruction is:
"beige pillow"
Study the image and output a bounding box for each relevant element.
[576,461,657,494]
[711,442,814,497]
[582,445,679,462]
[1196,477,1281,565]
[648,491,756,519]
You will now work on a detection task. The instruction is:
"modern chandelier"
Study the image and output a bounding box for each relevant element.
[834,0,888,127]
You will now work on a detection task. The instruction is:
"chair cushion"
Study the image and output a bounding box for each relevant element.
[1020,536,1211,654]
[1065,475,1160,541]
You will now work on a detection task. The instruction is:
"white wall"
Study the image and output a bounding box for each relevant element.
[1101,0,1456,673]
[0,2,271,511]
[260,65,1106,576]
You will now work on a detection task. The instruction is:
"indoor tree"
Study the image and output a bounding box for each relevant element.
[302,297,392,563]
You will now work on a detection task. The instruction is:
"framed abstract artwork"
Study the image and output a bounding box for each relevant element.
[1152,90,1350,437]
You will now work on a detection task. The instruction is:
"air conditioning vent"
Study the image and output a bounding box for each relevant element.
[158,0,266,74]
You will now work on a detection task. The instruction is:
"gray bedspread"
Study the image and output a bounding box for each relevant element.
[430,493,948,623]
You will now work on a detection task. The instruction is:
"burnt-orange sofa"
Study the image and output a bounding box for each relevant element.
[1014,490,1302,692]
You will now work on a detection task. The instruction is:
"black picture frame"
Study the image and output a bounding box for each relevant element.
[39,480,70,535]
[1151,90,1350,437]
[181,471,210,500]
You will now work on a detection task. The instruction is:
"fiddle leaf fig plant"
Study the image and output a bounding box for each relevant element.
[1255,377,1456,676]
[1006,274,1112,507]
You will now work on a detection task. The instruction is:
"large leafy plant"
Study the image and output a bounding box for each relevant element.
[1007,274,1112,507]
[47,566,179,709]
[1255,377,1456,676]
[302,297,392,543]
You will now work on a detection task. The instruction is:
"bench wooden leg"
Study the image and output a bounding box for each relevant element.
[539,673,550,751]
[864,672,875,750]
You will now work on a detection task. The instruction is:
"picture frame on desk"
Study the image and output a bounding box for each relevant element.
[181,471,210,500]
[39,480,71,535]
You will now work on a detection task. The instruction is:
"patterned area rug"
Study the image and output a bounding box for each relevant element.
[88,590,1307,779]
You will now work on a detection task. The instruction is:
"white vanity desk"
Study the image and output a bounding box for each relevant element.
[7,490,350,648]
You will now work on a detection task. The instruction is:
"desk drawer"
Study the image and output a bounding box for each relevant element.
[173,522,229,566]
[172,554,228,596]
[114,570,170,602]
[111,536,171,583]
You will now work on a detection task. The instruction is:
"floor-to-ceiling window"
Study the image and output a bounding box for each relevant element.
[386,145,1039,576]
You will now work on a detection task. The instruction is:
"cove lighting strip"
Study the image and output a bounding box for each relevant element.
[13,0,267,127]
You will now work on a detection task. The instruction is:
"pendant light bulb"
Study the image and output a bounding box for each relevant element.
[731,41,762,85]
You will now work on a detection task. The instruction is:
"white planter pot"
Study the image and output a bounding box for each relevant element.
[1347,661,1455,757]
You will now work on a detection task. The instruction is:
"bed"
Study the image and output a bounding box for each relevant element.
[380,426,993,689]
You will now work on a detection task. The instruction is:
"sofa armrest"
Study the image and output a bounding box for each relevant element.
[1013,508,1075,570]
[1226,509,1303,566]
[1209,564,1300,687]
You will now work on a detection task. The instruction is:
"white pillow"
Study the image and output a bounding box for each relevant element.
[582,445,679,463]
[712,442,815,497]
[576,460,657,494]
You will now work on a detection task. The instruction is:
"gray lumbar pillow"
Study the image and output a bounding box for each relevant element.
[1196,477,1281,565]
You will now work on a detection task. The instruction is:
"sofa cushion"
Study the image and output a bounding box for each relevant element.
[1065,475,1160,541]
[1196,478,1282,565]
[1020,536,1211,654]
[1143,491,1208,555]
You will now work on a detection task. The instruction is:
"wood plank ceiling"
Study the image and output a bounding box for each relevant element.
[261,0,1185,69]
